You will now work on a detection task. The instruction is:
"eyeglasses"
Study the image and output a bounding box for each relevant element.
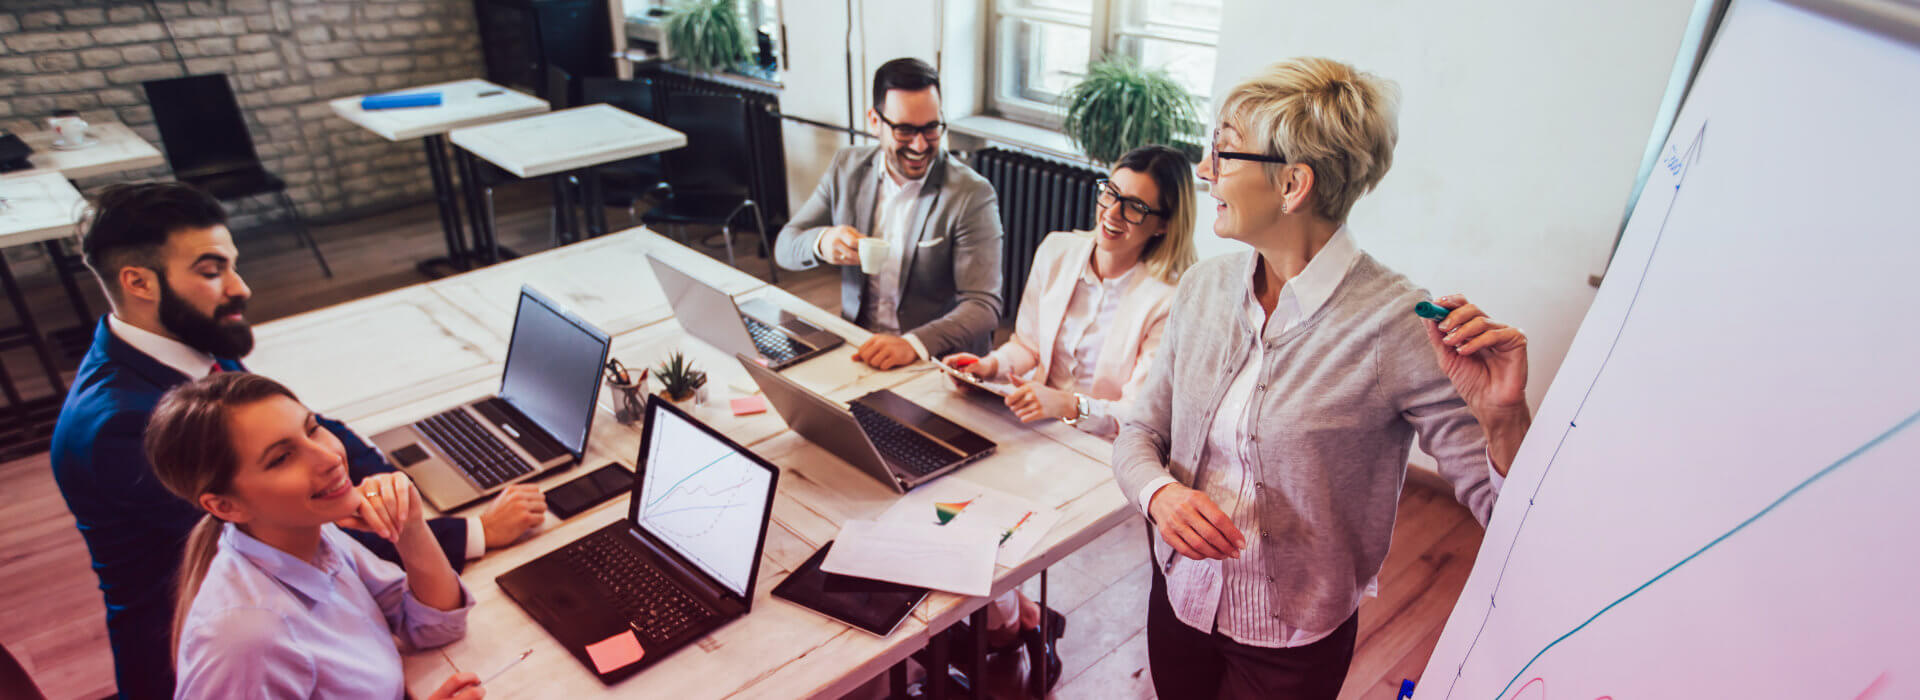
[875,112,946,142]
[1095,179,1167,225]
[1209,128,1288,176]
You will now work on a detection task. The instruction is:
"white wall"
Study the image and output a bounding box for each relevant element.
[774,0,978,212]
[1211,0,1695,411]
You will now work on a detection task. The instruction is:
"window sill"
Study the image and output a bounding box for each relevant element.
[948,115,1098,168]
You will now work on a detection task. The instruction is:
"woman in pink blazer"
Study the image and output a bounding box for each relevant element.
[947,144,1199,439]
[940,144,1198,693]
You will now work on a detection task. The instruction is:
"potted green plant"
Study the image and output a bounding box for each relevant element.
[654,351,709,403]
[1061,55,1204,165]
[664,0,753,75]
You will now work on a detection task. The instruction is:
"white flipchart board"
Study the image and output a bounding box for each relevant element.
[1418,1,1920,698]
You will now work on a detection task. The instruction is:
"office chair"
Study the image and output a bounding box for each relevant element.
[141,74,331,277]
[576,76,667,221]
[641,92,776,282]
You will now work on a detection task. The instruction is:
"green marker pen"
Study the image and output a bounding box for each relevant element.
[1413,301,1451,322]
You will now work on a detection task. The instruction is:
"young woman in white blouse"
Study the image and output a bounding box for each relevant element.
[940,144,1198,694]
[146,373,483,700]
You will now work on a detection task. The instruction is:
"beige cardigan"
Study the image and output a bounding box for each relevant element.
[984,231,1178,437]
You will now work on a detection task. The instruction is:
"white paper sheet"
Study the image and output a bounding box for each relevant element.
[878,476,1062,567]
[820,519,998,597]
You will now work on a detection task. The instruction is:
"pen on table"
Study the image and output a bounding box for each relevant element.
[477,90,504,98]
[481,649,533,685]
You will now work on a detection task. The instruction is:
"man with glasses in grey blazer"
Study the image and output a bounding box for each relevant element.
[774,57,1004,369]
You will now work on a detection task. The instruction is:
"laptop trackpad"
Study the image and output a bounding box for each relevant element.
[391,444,431,467]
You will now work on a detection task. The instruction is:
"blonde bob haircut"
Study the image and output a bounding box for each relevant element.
[1217,57,1399,223]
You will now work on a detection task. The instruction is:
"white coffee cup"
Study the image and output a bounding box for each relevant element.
[50,116,89,146]
[857,237,890,275]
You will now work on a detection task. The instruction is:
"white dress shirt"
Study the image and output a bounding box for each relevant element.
[108,314,489,559]
[1044,259,1137,434]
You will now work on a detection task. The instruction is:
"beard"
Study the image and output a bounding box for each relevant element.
[156,273,254,359]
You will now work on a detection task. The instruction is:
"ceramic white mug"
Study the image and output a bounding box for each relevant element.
[857,237,890,275]
[49,116,89,146]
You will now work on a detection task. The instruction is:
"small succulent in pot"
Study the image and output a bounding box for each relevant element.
[655,351,708,402]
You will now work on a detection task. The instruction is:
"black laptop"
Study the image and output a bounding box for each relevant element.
[497,396,779,683]
[737,354,995,493]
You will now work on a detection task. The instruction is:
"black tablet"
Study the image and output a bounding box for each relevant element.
[772,541,927,636]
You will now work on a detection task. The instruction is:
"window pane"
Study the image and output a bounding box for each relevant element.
[1136,0,1222,35]
[1117,35,1215,103]
[1006,0,1095,14]
[1000,17,1092,106]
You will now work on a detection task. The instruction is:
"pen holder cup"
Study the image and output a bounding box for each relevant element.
[608,378,646,425]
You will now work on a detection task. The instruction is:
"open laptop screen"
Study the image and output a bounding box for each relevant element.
[634,400,777,598]
[499,286,611,457]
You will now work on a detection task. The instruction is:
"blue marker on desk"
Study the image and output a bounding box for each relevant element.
[360,92,442,110]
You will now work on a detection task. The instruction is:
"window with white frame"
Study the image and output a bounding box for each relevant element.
[990,0,1223,126]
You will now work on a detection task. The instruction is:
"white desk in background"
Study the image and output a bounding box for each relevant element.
[1,122,166,182]
[329,79,550,277]
[239,228,1132,699]
[0,172,88,456]
[450,104,689,253]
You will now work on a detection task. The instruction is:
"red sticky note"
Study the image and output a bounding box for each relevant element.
[585,629,643,674]
[731,396,767,416]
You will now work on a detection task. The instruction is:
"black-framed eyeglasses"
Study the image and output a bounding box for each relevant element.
[1095,179,1167,225]
[875,112,945,142]
[1210,128,1288,175]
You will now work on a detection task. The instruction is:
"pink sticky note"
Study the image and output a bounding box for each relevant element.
[584,629,643,674]
[731,396,767,416]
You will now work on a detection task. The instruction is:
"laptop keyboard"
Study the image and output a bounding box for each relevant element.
[743,316,801,363]
[848,402,956,477]
[567,529,710,642]
[416,408,534,490]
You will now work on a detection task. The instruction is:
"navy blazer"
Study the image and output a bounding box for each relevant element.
[50,318,470,699]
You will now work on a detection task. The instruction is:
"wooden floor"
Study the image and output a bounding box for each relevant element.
[0,185,1484,699]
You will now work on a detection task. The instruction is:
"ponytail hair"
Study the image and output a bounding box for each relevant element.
[144,372,299,660]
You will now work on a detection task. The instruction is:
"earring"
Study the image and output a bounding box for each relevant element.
[1280,204,1291,215]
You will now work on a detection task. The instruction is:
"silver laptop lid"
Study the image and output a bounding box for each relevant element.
[733,354,906,492]
[647,254,760,360]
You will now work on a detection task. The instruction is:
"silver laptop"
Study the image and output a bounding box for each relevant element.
[736,354,994,493]
[647,254,842,370]
[373,286,611,511]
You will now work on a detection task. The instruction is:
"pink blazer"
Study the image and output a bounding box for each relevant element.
[985,231,1178,436]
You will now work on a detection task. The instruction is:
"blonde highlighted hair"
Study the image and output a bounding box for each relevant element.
[143,372,300,661]
[1218,57,1399,222]
[1110,144,1198,284]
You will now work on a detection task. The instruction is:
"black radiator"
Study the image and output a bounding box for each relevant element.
[971,147,1102,320]
[645,68,790,231]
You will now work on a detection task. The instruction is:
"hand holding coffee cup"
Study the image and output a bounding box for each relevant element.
[818,226,865,267]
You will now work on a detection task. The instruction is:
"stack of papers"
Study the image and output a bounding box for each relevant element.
[820,477,1062,597]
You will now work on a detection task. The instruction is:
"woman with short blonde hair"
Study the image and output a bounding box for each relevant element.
[1112,57,1533,697]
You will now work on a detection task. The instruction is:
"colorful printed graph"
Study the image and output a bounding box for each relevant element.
[1000,511,1035,545]
[933,498,975,525]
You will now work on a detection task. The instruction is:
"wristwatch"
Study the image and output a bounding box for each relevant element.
[1062,393,1092,426]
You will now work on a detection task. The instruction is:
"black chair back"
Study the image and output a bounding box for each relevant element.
[545,64,575,110]
[661,92,755,196]
[142,74,261,179]
[578,76,659,119]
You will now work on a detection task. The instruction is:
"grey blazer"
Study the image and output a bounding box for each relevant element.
[773,146,1004,356]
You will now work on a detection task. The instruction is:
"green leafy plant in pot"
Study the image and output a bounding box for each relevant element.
[655,351,708,402]
[665,0,753,75]
[1061,55,1204,165]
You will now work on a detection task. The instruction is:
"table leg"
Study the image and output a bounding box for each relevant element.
[42,240,98,358]
[1036,569,1051,698]
[889,659,908,698]
[585,169,608,237]
[0,253,69,458]
[549,174,576,245]
[414,134,472,278]
[927,626,951,700]
[0,255,67,396]
[456,150,499,266]
[969,607,988,700]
